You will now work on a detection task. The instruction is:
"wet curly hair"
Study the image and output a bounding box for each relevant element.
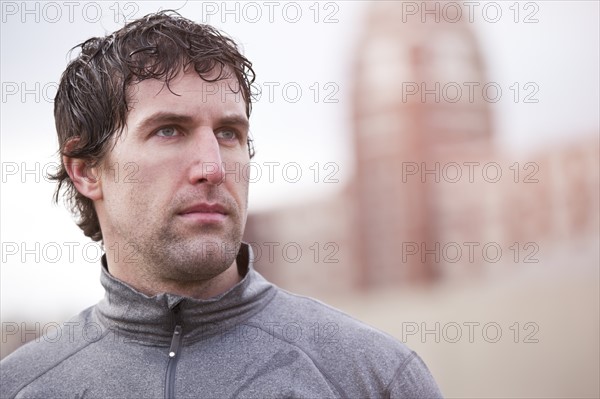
[49,10,257,242]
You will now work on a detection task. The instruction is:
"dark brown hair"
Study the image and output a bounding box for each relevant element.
[50,10,257,242]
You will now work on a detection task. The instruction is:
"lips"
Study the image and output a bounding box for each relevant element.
[178,202,228,225]
[178,203,228,215]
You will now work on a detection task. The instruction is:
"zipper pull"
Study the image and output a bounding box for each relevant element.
[168,325,183,358]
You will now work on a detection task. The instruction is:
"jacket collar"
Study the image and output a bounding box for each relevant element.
[94,243,277,344]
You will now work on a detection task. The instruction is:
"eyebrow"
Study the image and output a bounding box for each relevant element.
[218,115,250,131]
[134,112,250,133]
[134,112,194,134]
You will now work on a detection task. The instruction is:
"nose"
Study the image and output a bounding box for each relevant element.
[188,129,225,185]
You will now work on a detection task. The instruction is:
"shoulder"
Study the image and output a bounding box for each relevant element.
[254,287,443,398]
[0,307,103,399]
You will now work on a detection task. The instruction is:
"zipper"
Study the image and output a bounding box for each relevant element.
[165,303,183,399]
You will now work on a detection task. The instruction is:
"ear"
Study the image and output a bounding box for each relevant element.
[63,139,103,201]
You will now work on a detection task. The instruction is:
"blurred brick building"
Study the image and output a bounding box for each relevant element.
[244,1,599,297]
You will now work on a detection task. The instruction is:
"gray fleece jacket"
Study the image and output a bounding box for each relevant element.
[0,243,443,398]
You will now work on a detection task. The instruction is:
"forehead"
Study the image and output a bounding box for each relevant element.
[126,69,247,121]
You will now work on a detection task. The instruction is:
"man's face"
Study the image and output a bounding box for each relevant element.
[95,69,250,283]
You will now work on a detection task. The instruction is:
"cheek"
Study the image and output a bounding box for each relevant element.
[225,160,250,195]
[101,178,141,211]
[101,161,168,205]
[128,155,182,185]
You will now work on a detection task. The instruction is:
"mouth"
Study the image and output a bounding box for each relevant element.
[178,203,228,223]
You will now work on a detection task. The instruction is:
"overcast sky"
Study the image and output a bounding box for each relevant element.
[1,1,598,320]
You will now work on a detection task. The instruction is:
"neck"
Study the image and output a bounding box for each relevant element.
[113,262,242,299]
[103,246,242,299]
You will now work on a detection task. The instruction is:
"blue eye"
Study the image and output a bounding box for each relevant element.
[216,130,236,140]
[156,127,178,137]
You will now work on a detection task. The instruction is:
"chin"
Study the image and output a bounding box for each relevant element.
[176,238,240,267]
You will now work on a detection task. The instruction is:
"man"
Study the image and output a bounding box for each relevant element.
[0,11,443,398]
